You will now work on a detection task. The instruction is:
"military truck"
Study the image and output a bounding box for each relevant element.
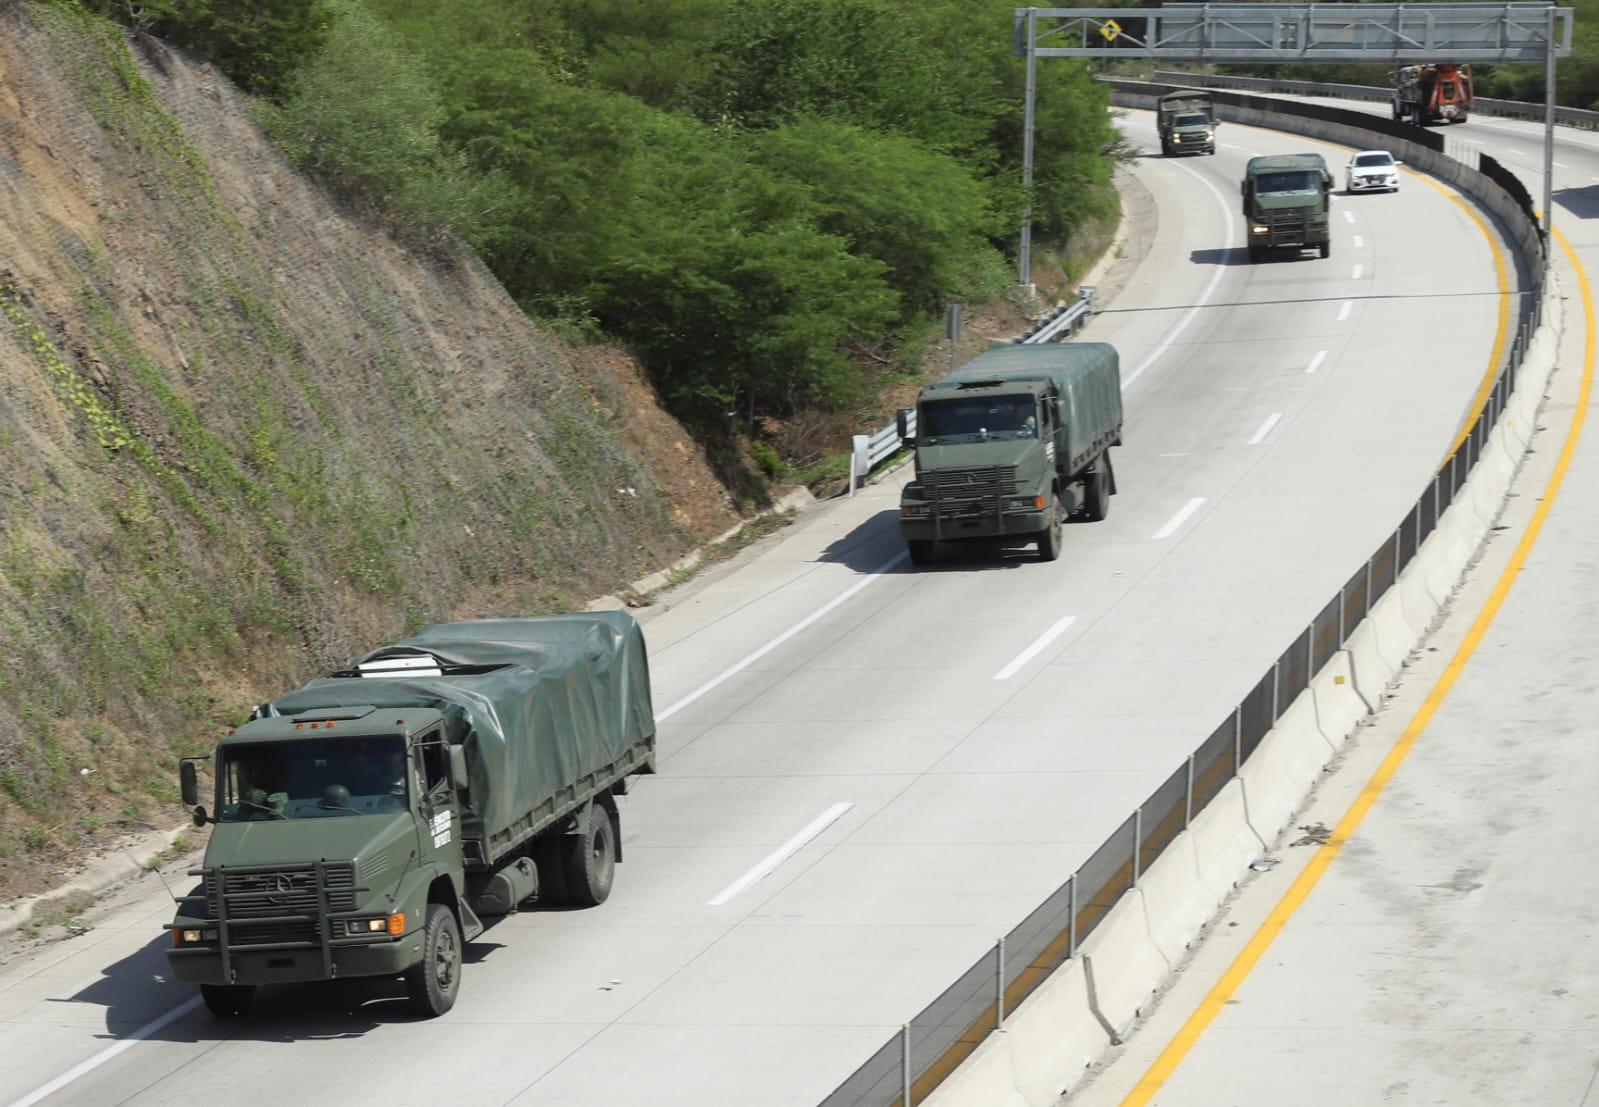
[1242,154,1333,262]
[166,614,655,1018]
[1157,89,1216,156]
[895,343,1122,565]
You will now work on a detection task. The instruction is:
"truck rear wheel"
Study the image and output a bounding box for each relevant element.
[906,539,934,566]
[565,806,617,907]
[201,983,254,1017]
[1318,241,1330,259]
[404,903,461,1017]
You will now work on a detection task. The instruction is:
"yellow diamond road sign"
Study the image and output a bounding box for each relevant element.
[1100,18,1121,42]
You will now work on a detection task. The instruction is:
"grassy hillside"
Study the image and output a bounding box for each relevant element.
[0,4,738,895]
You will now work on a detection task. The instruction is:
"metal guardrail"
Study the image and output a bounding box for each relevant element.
[822,79,1547,1107]
[1152,69,1599,130]
[847,287,1096,494]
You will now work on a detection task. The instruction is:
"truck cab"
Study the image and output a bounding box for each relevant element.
[1242,153,1332,262]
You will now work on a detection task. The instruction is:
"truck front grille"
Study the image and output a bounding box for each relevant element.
[924,465,1016,515]
[229,920,320,946]
[205,861,357,919]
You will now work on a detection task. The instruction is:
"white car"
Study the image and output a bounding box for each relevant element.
[1346,150,1401,193]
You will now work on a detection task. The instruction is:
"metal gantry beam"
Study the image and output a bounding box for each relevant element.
[1015,4,1572,62]
[1015,4,1571,285]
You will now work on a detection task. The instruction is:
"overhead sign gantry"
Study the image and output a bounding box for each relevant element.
[1013,4,1573,283]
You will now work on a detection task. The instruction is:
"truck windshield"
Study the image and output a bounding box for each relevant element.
[1174,113,1209,127]
[217,734,409,820]
[1255,170,1321,194]
[921,395,1037,442]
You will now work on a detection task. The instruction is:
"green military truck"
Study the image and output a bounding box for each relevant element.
[1242,153,1333,261]
[1157,89,1216,156]
[895,343,1122,565]
[166,613,655,1018]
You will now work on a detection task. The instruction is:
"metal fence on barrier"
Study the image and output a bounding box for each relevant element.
[820,81,1547,1107]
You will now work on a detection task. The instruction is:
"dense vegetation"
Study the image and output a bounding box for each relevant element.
[86,0,1122,444]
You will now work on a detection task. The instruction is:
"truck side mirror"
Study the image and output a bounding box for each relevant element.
[180,760,199,807]
[895,408,910,443]
[449,745,469,791]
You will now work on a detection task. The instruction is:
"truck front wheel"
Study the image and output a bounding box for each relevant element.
[566,807,617,907]
[1082,457,1112,523]
[1318,241,1330,259]
[405,904,461,1017]
[201,983,254,1017]
[1036,509,1063,562]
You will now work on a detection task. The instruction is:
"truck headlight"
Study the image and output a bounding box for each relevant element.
[1007,496,1046,511]
[174,928,218,945]
[1251,225,1269,235]
[344,917,398,936]
[900,504,930,518]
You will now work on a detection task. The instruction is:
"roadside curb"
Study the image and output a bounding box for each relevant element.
[0,822,194,941]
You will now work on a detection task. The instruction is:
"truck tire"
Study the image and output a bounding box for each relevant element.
[1036,510,1063,562]
[201,983,254,1017]
[907,539,934,566]
[1318,241,1331,260]
[565,807,617,907]
[533,836,569,906]
[404,904,462,1017]
[1247,244,1263,264]
[1082,457,1111,523]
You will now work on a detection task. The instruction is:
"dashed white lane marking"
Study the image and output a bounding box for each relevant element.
[8,996,205,1107]
[1306,350,1328,375]
[1247,413,1283,446]
[1337,300,1354,322]
[994,615,1078,680]
[1353,235,1364,248]
[1343,210,1356,224]
[1153,497,1207,541]
[657,550,908,721]
[1351,264,1364,280]
[707,803,855,906]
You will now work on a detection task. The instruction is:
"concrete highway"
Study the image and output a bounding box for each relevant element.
[0,107,1510,1106]
[1074,107,1599,1106]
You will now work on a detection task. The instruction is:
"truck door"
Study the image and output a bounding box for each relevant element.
[414,732,464,878]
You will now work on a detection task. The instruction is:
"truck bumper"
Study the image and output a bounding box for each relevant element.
[166,936,418,985]
[900,508,1050,542]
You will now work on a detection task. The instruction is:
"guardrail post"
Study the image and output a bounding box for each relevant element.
[1271,660,1281,722]
[1068,874,1078,957]
[1132,807,1143,886]
[902,1023,913,1106]
[1184,754,1195,828]
[1233,707,1242,774]
[995,938,1006,1029]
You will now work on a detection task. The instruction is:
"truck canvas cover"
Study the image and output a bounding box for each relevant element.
[1247,153,1331,181]
[1158,90,1212,117]
[927,343,1122,472]
[266,613,654,854]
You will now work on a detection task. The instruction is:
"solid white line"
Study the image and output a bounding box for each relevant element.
[1342,210,1356,224]
[1306,350,1328,375]
[1123,160,1235,389]
[656,551,907,722]
[1247,412,1283,446]
[706,803,854,906]
[1352,234,1364,248]
[1152,497,1206,541]
[1554,160,1569,169]
[8,995,204,1107]
[1351,264,1364,280]
[994,615,1077,681]
[1508,148,1527,156]
[1337,300,1353,322]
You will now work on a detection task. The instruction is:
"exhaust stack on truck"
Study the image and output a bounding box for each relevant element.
[167,613,655,1018]
[895,342,1122,565]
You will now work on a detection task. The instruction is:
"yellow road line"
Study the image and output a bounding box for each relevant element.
[1120,229,1592,1106]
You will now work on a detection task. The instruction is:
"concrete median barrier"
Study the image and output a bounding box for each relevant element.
[1138,831,1220,965]
[1190,778,1267,901]
[1310,649,1370,739]
[1367,585,1419,675]
[1239,692,1333,842]
[1078,889,1170,1038]
[1345,619,1397,703]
